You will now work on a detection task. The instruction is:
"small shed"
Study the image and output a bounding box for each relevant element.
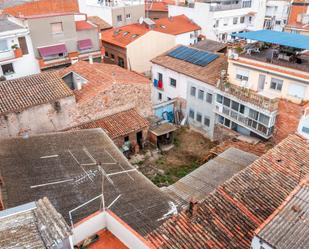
[149,122,177,150]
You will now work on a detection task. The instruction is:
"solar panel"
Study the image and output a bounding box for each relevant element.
[167,46,219,67]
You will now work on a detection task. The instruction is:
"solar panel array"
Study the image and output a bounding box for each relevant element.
[168,46,219,67]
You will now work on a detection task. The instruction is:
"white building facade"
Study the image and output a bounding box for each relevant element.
[168,0,266,42]
[0,18,40,80]
[264,0,290,31]
[78,0,145,27]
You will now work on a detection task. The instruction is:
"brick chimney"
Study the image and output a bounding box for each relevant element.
[188,197,198,217]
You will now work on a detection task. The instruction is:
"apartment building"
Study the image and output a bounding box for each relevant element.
[0,16,39,79]
[285,0,309,35]
[264,0,290,31]
[169,0,266,42]
[102,15,200,74]
[3,0,102,70]
[78,0,145,27]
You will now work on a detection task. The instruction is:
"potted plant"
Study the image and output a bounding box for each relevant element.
[11,44,23,58]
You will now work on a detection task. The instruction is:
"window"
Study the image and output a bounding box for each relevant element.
[224,118,231,127]
[124,136,129,142]
[223,97,230,107]
[216,94,223,104]
[51,22,63,34]
[158,92,162,101]
[231,101,239,111]
[233,17,238,25]
[270,78,283,91]
[259,113,270,126]
[1,63,14,75]
[206,93,212,103]
[204,117,210,127]
[118,57,125,68]
[126,14,131,19]
[275,20,281,25]
[198,89,204,100]
[288,83,305,99]
[218,115,224,124]
[0,39,8,52]
[111,54,115,60]
[242,0,252,8]
[18,37,28,55]
[117,15,122,22]
[236,68,249,81]
[158,73,163,82]
[240,16,245,24]
[248,16,252,23]
[190,86,196,97]
[214,19,219,28]
[196,113,202,123]
[189,109,195,119]
[105,51,109,57]
[239,104,245,114]
[170,78,176,87]
[223,18,228,26]
[249,109,259,120]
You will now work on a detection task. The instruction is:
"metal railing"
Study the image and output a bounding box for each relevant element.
[217,82,279,112]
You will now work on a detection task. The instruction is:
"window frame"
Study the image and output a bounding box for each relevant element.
[206,93,213,103]
[51,22,63,34]
[198,89,204,100]
[189,109,195,119]
[170,78,177,88]
[270,78,283,91]
[190,86,196,97]
[117,15,122,22]
[1,63,14,75]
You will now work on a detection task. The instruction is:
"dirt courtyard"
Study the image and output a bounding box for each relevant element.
[133,127,218,187]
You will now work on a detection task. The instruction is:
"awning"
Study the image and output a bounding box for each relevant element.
[77,39,92,50]
[231,30,309,50]
[38,44,67,57]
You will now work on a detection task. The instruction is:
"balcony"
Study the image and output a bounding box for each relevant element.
[210,3,242,11]
[215,105,274,138]
[0,48,23,62]
[217,82,279,112]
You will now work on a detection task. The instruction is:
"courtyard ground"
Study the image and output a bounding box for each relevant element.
[132,127,218,187]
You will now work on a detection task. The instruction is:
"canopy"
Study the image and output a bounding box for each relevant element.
[232,30,309,50]
[77,39,92,50]
[38,44,67,57]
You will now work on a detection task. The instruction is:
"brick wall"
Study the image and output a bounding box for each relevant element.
[273,100,304,144]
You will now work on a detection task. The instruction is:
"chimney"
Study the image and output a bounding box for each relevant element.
[188,198,198,217]
[75,77,82,90]
[89,55,93,64]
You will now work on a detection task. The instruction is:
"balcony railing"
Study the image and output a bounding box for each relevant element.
[0,48,23,62]
[217,82,279,112]
[210,3,242,11]
[216,105,274,137]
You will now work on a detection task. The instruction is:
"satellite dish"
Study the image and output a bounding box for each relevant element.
[139,16,144,25]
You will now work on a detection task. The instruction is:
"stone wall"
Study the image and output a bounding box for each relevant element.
[273,100,304,144]
[0,96,76,139]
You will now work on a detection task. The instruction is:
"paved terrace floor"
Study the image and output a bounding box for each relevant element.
[162,147,258,203]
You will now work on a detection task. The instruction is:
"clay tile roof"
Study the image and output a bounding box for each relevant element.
[60,61,150,102]
[154,15,201,35]
[255,177,309,249]
[3,0,79,18]
[75,20,96,31]
[0,71,73,116]
[147,134,309,249]
[73,108,149,139]
[88,16,112,31]
[102,24,149,48]
[151,46,227,86]
[145,0,175,12]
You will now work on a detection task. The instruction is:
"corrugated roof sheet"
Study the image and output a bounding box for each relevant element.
[232,30,309,50]
[256,178,309,249]
[147,134,309,248]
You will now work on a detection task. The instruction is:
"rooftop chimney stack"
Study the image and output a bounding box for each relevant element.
[188,198,198,217]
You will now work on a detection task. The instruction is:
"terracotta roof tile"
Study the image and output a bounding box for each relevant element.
[0,71,73,116]
[147,134,309,248]
[151,46,227,86]
[88,16,112,30]
[60,61,150,102]
[145,0,176,12]
[102,24,149,48]
[102,15,200,47]
[75,20,96,31]
[154,15,200,35]
[73,108,149,139]
[4,0,79,18]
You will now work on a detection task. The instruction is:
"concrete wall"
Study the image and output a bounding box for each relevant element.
[102,42,127,68]
[76,28,101,53]
[175,31,199,46]
[152,63,190,104]
[127,30,175,74]
[0,96,76,139]
[228,59,309,103]
[27,15,93,57]
[147,11,168,20]
[186,79,217,140]
[111,4,145,27]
